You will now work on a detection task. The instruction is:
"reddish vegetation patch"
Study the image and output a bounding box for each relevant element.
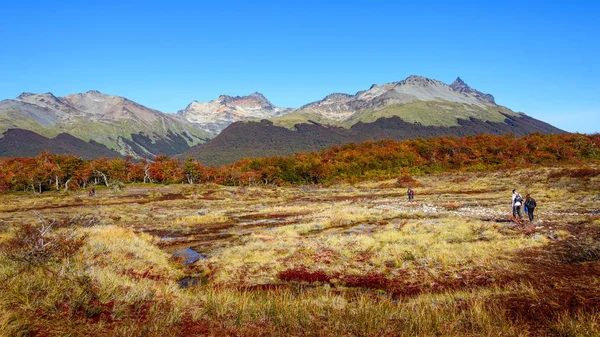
[277,266,502,298]
[396,174,420,188]
[486,223,600,333]
[312,249,340,264]
[342,272,390,290]
[277,267,336,284]
[493,263,600,331]
[548,168,600,179]
[54,298,115,324]
[177,315,212,336]
[128,300,154,322]
[200,190,225,200]
[177,314,276,337]
[152,193,186,201]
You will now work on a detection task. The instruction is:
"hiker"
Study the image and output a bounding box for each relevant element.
[88,188,96,197]
[407,188,415,201]
[511,189,523,219]
[524,194,537,222]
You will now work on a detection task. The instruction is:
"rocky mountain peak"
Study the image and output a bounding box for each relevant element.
[249,92,267,99]
[17,92,37,99]
[215,92,275,109]
[247,92,272,106]
[450,77,495,104]
[451,77,467,87]
[17,92,61,101]
[406,75,427,81]
[450,77,471,91]
[178,92,288,135]
[322,93,353,101]
[16,92,68,109]
[216,94,232,102]
[83,90,111,100]
[398,75,441,87]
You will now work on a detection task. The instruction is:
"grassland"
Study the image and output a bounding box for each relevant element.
[269,110,340,129]
[0,163,599,336]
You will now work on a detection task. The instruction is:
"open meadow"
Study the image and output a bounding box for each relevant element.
[1,163,599,336]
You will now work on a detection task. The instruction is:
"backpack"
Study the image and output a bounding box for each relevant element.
[528,198,536,209]
[515,194,523,203]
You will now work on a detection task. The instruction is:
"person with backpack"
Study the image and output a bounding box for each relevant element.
[407,188,415,201]
[524,194,537,222]
[511,189,523,219]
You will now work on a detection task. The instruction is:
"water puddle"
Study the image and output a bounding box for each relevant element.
[160,236,178,243]
[178,275,208,288]
[172,247,205,265]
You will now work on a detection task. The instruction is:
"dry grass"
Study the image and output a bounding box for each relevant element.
[0,162,599,336]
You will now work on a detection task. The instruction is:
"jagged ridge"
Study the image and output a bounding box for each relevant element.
[177,92,291,135]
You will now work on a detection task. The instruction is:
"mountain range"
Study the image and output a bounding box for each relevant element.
[0,76,564,163]
[0,90,210,158]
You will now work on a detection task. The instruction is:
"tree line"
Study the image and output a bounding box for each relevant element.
[0,133,598,193]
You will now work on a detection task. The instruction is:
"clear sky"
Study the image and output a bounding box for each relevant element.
[1,0,598,133]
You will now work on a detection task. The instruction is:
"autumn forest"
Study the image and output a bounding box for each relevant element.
[1,133,599,193]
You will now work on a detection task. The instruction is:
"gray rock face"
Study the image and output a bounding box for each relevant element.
[450,77,495,104]
[178,92,291,135]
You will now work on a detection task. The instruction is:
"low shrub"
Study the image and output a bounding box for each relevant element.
[0,221,87,267]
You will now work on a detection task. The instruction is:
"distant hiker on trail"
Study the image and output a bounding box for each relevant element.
[408,188,415,201]
[88,188,96,197]
[524,194,537,222]
[511,189,523,219]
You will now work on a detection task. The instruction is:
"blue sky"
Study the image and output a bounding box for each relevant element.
[1,0,598,133]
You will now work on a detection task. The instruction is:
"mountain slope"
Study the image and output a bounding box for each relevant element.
[180,113,564,166]
[0,129,121,159]
[270,76,513,129]
[0,90,211,158]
